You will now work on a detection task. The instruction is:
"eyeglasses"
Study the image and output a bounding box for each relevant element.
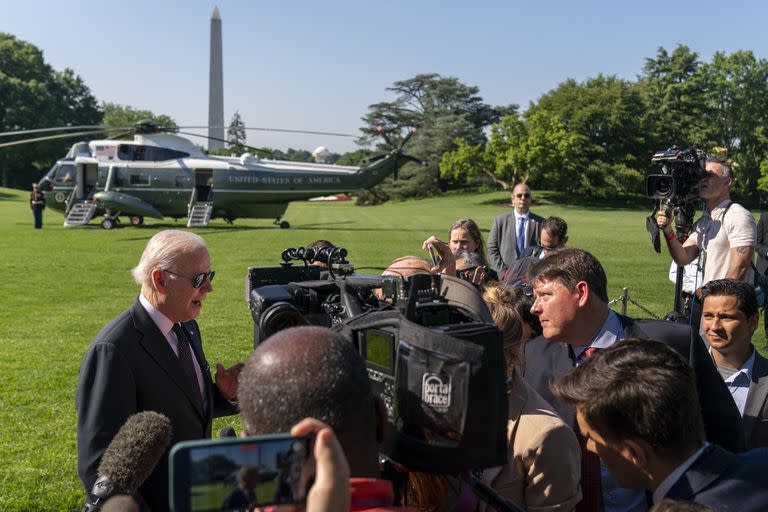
[164,269,215,288]
[515,193,531,198]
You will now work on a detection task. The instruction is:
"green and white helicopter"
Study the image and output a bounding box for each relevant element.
[1,121,421,229]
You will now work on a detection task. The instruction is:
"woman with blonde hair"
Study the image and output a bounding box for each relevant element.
[477,283,582,512]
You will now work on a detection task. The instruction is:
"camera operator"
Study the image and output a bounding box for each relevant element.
[656,156,756,297]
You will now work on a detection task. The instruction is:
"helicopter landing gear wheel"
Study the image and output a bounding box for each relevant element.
[279,221,290,229]
[129,215,144,226]
[101,217,116,230]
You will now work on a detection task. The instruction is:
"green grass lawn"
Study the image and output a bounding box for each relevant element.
[0,186,752,511]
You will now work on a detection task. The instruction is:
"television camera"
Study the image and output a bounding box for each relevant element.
[645,146,707,317]
[245,248,509,474]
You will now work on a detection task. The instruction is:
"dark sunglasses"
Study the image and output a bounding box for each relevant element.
[164,269,215,288]
[515,193,531,198]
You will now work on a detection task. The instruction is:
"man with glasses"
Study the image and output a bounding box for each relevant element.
[503,216,568,284]
[76,230,243,511]
[657,156,755,293]
[488,183,545,276]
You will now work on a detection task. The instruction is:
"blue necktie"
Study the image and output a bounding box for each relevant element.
[516,217,526,256]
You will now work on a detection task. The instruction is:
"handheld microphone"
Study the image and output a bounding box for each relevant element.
[467,476,524,512]
[83,411,173,512]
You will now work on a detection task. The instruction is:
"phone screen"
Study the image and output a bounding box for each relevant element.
[170,434,314,512]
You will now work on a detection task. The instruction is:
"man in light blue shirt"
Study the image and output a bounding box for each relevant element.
[701,278,768,449]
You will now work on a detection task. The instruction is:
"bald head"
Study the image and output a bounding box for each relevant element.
[382,256,432,279]
[238,326,374,439]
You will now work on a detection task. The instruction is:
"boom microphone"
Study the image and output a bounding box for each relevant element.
[83,411,173,512]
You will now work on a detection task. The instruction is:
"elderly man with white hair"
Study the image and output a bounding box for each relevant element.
[76,229,243,511]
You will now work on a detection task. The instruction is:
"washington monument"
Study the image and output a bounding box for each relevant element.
[208,7,224,152]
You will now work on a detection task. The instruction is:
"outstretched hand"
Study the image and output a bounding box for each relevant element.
[214,362,244,402]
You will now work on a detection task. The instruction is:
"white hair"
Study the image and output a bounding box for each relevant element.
[131,230,207,287]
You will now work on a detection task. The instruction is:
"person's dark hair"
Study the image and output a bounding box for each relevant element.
[238,326,374,438]
[701,278,759,319]
[706,155,733,179]
[510,281,542,340]
[551,338,704,459]
[449,218,488,267]
[540,216,568,242]
[307,239,335,250]
[529,248,608,303]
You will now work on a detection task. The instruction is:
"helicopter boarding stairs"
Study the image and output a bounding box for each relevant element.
[64,201,98,227]
[187,202,213,227]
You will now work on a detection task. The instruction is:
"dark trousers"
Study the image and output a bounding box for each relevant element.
[33,208,43,229]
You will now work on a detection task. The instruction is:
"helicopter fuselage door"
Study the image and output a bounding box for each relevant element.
[194,168,213,202]
[75,160,99,199]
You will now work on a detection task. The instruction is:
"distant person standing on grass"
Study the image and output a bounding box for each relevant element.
[487,183,544,276]
[30,183,45,229]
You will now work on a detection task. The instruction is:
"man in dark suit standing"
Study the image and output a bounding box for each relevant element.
[76,230,243,511]
[701,279,768,449]
[551,338,768,512]
[522,248,744,512]
[487,183,544,276]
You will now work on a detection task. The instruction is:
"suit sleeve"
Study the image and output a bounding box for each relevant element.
[76,341,137,491]
[488,216,505,274]
[756,214,768,257]
[688,330,746,452]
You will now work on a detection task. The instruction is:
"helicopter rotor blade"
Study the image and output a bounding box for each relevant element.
[177,126,357,138]
[175,131,275,158]
[0,125,129,138]
[0,129,116,149]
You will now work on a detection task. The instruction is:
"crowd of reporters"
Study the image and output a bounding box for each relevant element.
[78,176,768,512]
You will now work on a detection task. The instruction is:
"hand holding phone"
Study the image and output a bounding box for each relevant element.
[170,433,315,511]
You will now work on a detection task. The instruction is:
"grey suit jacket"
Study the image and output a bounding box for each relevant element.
[755,212,768,274]
[744,349,768,449]
[487,211,544,274]
[76,298,237,511]
[522,314,745,453]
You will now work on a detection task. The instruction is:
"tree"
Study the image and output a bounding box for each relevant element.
[101,102,176,130]
[0,33,102,188]
[699,51,768,195]
[640,45,709,149]
[359,73,515,198]
[226,111,247,154]
[527,75,651,196]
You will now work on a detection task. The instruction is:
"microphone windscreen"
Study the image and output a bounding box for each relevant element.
[97,411,173,495]
[219,426,237,438]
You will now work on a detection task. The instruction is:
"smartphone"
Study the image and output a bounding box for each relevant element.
[427,244,442,267]
[169,433,314,512]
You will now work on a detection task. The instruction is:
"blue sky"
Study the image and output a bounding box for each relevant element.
[3,0,768,153]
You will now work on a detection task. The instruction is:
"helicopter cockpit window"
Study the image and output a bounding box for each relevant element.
[55,164,75,183]
[129,173,151,186]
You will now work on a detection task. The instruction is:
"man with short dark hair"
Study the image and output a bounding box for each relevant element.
[238,326,409,511]
[551,338,768,511]
[488,183,545,275]
[522,248,744,512]
[657,156,755,290]
[504,216,568,282]
[701,278,768,448]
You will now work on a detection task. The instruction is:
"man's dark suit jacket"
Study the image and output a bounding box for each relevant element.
[521,315,745,453]
[487,211,544,274]
[664,444,768,511]
[744,349,768,449]
[76,298,238,511]
[754,212,768,274]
